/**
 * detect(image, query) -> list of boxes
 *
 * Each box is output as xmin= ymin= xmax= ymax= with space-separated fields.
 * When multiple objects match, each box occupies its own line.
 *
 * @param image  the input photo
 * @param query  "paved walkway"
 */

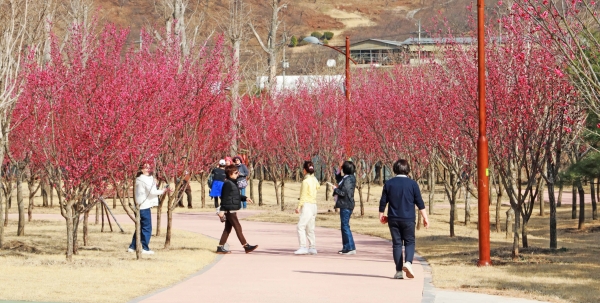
xmin=7 ymin=212 xmax=551 ymax=303
xmin=132 ymin=210 xmax=425 ymax=303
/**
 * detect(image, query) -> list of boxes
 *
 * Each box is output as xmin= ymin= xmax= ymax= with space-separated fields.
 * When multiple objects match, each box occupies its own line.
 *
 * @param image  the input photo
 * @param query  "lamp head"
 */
xmin=302 ymin=36 xmax=323 ymax=45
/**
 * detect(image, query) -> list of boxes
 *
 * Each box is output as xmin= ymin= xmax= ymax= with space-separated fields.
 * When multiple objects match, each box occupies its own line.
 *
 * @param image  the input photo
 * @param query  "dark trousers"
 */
xmin=214 ymin=197 xmax=219 ymax=208
xmin=388 ymin=220 xmax=416 ymax=271
xmin=340 ymin=208 xmax=356 ymax=251
xmin=177 ymin=181 xmax=192 ymax=207
xmin=129 ymin=208 xmax=152 ymax=251
xmin=219 ymin=212 xmax=247 ymax=246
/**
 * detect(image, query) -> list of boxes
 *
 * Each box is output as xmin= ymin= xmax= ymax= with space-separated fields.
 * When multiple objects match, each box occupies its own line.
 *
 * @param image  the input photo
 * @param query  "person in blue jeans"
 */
xmin=379 ymin=159 xmax=429 ymax=279
xmin=333 ymin=161 xmax=357 ymax=255
xmin=128 ymin=163 xmax=171 ymax=255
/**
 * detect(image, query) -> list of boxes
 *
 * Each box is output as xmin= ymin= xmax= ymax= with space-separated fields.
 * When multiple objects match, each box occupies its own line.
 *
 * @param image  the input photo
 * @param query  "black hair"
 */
xmin=303 ymin=161 xmax=315 ymax=174
xmin=393 ymin=159 xmax=411 ymax=175
xmin=341 ymin=161 xmax=355 ymax=175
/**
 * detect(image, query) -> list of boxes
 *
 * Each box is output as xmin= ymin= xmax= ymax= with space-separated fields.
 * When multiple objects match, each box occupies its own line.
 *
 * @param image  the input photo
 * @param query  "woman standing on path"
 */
xmin=233 ymin=155 xmax=250 ymax=209
xmin=216 ymin=165 xmax=258 ymax=254
xmin=294 ymin=161 xmax=321 ymax=255
xmin=128 ymin=163 xmax=171 ymax=254
xmin=333 ymin=161 xmax=357 ymax=255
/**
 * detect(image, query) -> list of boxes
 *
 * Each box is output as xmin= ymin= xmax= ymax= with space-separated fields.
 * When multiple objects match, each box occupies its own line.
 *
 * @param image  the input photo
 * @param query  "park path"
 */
xmin=132 ymin=210 xmax=425 ymax=303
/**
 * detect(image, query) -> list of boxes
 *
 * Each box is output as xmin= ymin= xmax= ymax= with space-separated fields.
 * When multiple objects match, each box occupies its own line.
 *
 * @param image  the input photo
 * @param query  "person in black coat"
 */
xmin=332 ymin=161 xmax=357 ymax=255
xmin=215 ymin=165 xmax=258 ymax=254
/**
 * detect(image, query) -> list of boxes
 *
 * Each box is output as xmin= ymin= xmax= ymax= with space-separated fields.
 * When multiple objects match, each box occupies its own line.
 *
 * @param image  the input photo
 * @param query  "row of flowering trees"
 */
xmin=237 ymin=9 xmax=583 ymax=259
xmin=3 ymin=5 xmax=589 ymax=262
xmin=8 ymin=23 xmax=232 ymax=261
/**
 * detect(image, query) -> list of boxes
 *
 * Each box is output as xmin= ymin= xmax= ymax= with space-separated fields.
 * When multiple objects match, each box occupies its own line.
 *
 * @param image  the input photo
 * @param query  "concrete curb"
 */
xmin=415 ymin=253 xmax=436 ymax=303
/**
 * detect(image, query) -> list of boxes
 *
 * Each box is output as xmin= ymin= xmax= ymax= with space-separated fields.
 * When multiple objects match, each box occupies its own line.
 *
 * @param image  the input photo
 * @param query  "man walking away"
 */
xmin=379 ymin=159 xmax=429 ymax=279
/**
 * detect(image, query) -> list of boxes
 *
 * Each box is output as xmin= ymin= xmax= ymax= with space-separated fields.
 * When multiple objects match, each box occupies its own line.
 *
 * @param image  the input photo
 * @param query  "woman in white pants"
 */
xmin=295 ymin=161 xmax=320 ymax=255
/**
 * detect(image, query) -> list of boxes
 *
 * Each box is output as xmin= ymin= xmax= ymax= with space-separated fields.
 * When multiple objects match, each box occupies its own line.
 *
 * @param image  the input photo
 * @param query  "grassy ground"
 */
xmin=0 ymin=219 xmax=217 ymax=303
xmin=242 ymin=180 xmax=600 ymax=303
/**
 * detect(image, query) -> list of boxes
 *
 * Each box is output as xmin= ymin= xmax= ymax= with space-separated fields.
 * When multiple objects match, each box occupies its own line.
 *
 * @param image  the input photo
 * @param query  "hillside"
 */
xmin=92 ymin=0 xmax=498 ymax=45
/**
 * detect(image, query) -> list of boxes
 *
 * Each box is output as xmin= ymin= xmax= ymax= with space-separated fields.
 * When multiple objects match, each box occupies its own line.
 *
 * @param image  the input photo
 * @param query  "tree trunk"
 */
xmin=280 ymin=179 xmax=285 ymax=211
xmin=95 ymin=203 xmax=99 ymax=225
xmin=512 ymin=206 xmax=520 ymax=259
xmin=428 ymin=164 xmax=434 ymax=215
xmin=101 ymin=202 xmax=105 ymax=232
xmin=113 ymin=195 xmax=116 ymax=209
xmin=156 ymin=191 xmax=165 ymax=237
xmin=591 ymin=178 xmax=597 ymax=220
xmin=417 ymin=210 xmax=422 ymax=230
xmin=522 ymin=212 xmax=529 ymax=248
xmin=83 ymin=209 xmax=90 ymax=246
xmin=0 ymin=185 xmax=4 ymax=247
xmin=557 ymin=181 xmax=563 ymax=207
xmin=378 ymin=164 xmax=383 ymax=186
xmin=505 ymin=207 xmax=514 ymax=239
xmin=4 ymin=193 xmax=8 ymax=227
xmin=578 ymin=181 xmax=585 ymax=230
xmin=16 ymin=171 xmax=25 ymax=236
xmin=27 ymin=182 xmax=34 ymax=222
xmin=538 ymin=179 xmax=545 ymax=216
xmin=357 ymin=182 xmax=364 ymax=217
xmin=495 ymin=186 xmax=502 ymax=232
xmin=73 ymin=211 xmax=80 ymax=255
xmin=41 ymin=179 xmax=49 ymax=207
xmin=249 ymin=164 xmax=255 ymax=202
xmin=449 ymin=200 xmax=456 ymax=237
xmin=258 ymin=178 xmax=264 ymax=206
xmin=200 ymin=172 xmax=206 ymax=208
xmin=65 ymin=203 xmax=74 ymax=261
xmin=548 ymin=182 xmax=557 ymax=249
xmin=164 ymin=202 xmax=174 ymax=249
xmin=134 ymin=205 xmax=142 ymax=260
xmin=572 ymin=184 xmax=577 ymax=219
xmin=464 ymin=181 xmax=470 ymax=226
xmin=273 ymin=177 xmax=281 ymax=206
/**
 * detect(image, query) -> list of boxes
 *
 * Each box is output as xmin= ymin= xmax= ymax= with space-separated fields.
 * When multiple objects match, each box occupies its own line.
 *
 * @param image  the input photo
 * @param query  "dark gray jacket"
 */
xmin=334 ymin=175 xmax=356 ymax=210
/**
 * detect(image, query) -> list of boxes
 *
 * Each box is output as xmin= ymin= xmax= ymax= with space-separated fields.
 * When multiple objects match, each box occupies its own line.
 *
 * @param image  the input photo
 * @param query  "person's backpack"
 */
xmin=207 ymin=173 xmax=214 ymax=188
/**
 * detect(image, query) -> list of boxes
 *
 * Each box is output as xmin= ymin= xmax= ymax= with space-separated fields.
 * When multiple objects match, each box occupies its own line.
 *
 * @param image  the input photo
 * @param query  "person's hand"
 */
xmin=164 ymin=186 xmax=172 ymax=193
xmin=218 ymin=214 xmax=226 ymax=223
xmin=379 ymin=213 xmax=388 ymax=224
xmin=247 ymin=198 xmax=254 ymax=204
xmin=295 ymin=208 xmax=300 ymax=214
xmin=423 ymin=216 xmax=430 ymax=229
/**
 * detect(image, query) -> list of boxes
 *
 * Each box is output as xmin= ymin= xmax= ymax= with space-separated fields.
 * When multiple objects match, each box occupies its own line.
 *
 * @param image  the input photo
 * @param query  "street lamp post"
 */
xmin=303 ymin=36 xmax=357 ymax=156
xmin=477 ymin=0 xmax=492 ymax=266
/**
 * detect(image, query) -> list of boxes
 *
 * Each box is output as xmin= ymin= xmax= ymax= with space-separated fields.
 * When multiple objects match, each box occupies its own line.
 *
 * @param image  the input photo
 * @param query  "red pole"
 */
xmin=477 ymin=0 xmax=491 ymax=266
xmin=345 ymin=36 xmax=351 ymax=157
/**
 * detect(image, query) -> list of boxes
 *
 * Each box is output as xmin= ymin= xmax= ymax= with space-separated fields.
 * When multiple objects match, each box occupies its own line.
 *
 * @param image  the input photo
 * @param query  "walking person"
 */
xmin=332 ymin=161 xmax=357 ymax=255
xmin=294 ymin=161 xmax=320 ymax=255
xmin=233 ymin=155 xmax=250 ymax=209
xmin=379 ymin=159 xmax=429 ymax=279
xmin=215 ymin=165 xmax=258 ymax=254
xmin=128 ymin=162 xmax=171 ymax=254
xmin=209 ymin=159 xmax=227 ymax=208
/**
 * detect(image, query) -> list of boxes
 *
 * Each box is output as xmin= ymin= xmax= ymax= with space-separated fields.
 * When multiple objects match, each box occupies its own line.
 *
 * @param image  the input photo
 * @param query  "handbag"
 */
xmin=237 ymin=179 xmax=248 ymax=189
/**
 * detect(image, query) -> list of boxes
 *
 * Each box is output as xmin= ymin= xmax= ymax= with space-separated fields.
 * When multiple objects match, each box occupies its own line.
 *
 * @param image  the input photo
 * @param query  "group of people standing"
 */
xmin=128 ymin=157 xmax=429 ymax=280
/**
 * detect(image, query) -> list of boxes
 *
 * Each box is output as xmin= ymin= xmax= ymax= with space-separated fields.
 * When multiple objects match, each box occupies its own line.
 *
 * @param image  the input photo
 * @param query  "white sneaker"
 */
xmin=142 ymin=250 xmax=155 ymax=255
xmin=127 ymin=248 xmax=135 ymax=253
xmin=308 ymin=248 xmax=318 ymax=255
xmin=294 ymin=247 xmax=309 ymax=255
xmin=341 ymin=250 xmax=356 ymax=255
xmin=402 ymin=262 xmax=414 ymax=278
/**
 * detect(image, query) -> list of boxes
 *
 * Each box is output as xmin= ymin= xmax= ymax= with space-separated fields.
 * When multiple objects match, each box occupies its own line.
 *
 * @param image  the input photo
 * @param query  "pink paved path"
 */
xmin=135 ymin=211 xmax=425 ymax=303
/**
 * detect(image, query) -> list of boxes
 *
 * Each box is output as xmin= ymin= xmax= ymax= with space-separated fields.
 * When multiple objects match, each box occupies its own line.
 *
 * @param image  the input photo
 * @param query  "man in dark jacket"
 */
xmin=333 ymin=161 xmax=357 ymax=255
xmin=379 ymin=159 xmax=429 ymax=279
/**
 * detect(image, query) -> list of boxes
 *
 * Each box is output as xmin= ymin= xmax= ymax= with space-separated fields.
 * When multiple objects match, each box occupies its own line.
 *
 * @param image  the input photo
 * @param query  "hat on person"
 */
xmin=219 ymin=159 xmax=226 ymax=166
xmin=233 ymin=155 xmax=243 ymax=163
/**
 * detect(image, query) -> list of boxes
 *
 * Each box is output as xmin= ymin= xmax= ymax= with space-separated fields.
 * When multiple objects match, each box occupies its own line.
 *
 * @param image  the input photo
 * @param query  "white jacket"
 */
xmin=135 ymin=174 xmax=164 ymax=210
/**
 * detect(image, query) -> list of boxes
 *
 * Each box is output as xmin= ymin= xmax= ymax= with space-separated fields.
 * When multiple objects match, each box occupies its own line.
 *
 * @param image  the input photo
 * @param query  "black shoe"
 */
xmin=244 ymin=244 xmax=258 ymax=254
xmin=339 ymin=249 xmax=356 ymax=255
xmin=216 ymin=246 xmax=230 ymax=254
xmin=338 ymin=249 xmax=345 ymax=254
xmin=187 ymin=205 xmax=193 ymax=209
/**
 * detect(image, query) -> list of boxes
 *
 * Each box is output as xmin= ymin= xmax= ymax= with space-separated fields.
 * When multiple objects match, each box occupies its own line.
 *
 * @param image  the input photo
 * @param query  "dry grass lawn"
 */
xmin=243 ymin=180 xmax=600 ymax=303
xmin=0 ymin=219 xmax=217 ymax=303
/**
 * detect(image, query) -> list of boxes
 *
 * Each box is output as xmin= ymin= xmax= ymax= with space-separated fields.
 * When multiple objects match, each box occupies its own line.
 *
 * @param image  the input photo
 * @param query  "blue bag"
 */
xmin=209 ymin=180 xmax=224 ymax=197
